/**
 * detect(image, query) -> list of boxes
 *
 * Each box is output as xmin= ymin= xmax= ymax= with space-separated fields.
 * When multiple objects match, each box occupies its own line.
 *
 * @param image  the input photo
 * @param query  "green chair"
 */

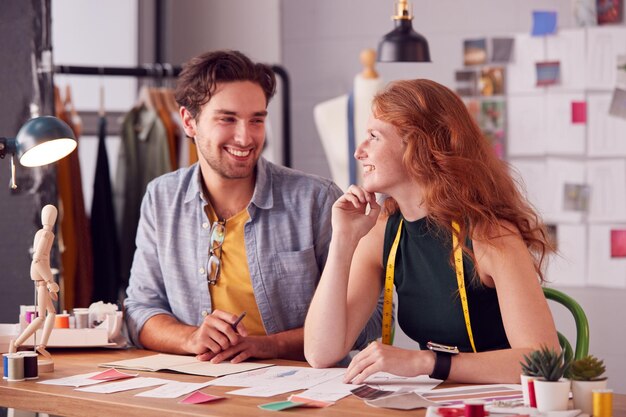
xmin=543 ymin=287 xmax=589 ymax=363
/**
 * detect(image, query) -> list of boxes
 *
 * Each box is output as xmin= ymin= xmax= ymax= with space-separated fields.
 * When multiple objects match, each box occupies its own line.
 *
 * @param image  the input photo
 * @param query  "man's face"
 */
xmin=181 ymin=81 xmax=268 ymax=180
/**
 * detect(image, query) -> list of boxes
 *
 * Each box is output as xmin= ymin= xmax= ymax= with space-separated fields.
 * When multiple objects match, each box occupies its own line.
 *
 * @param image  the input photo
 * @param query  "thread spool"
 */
xmin=2 ymin=353 xmax=9 ymax=379
xmin=54 ymin=313 xmax=70 ymax=328
xmin=73 ymin=308 xmax=89 ymax=329
xmin=593 ymin=389 xmax=613 ymax=417
xmin=25 ymin=311 xmax=37 ymax=324
xmin=6 ymin=353 xmax=25 ymax=382
xmin=464 ymin=400 xmax=485 ymax=417
xmin=20 ymin=352 xmax=39 ymax=380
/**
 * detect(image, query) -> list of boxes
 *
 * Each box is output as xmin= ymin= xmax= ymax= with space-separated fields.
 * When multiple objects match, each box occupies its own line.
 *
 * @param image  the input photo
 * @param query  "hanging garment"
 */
xmin=90 ymin=116 xmax=121 ymax=303
xmin=114 ymin=105 xmax=171 ymax=289
xmin=55 ymin=85 xmax=94 ymax=309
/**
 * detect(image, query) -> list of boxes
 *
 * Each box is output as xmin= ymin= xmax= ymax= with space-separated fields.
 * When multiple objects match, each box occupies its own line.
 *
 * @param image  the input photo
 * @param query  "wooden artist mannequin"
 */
xmin=314 ymin=49 xmax=384 ymax=191
xmin=10 ymin=204 xmax=59 ymax=372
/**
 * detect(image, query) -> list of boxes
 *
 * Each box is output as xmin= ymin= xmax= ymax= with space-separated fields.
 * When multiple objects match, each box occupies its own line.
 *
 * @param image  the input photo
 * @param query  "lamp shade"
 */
xmin=16 ymin=116 xmax=77 ymax=167
xmin=377 ymin=19 xmax=431 ymax=62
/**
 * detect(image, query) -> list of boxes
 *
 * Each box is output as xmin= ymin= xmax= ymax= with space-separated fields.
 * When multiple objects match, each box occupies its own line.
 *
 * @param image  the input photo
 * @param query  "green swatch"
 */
xmin=258 ymin=401 xmax=305 ymax=411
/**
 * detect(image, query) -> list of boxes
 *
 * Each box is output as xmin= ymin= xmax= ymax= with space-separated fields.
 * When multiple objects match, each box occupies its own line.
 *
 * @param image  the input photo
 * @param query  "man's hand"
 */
xmin=182 ymin=309 xmax=248 ymax=355
xmin=196 ymin=334 xmax=279 ymax=363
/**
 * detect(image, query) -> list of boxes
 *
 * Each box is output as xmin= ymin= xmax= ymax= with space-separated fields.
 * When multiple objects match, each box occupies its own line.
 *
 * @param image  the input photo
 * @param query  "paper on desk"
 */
xmin=419 ymin=384 xmax=523 ymax=405
xmin=211 ymin=366 xmax=344 ymax=388
xmin=89 ymin=368 xmax=137 ymax=381
xmin=363 ymin=372 xmax=441 ymax=392
xmin=228 ymin=385 xmax=303 ymax=397
xmin=100 ymin=353 xmax=273 ymax=377
xmin=76 ymin=377 xmax=170 ymax=393
xmin=38 ymin=371 xmax=108 ymax=387
xmin=179 ymin=391 xmax=224 ymax=404
xmin=366 ymin=391 xmax=439 ymax=410
xmin=135 ymin=380 xmax=214 ymax=398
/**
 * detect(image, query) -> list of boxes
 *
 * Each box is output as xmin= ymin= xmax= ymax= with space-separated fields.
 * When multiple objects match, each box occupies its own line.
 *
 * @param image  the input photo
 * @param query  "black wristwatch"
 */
xmin=427 ymin=341 xmax=459 ymax=380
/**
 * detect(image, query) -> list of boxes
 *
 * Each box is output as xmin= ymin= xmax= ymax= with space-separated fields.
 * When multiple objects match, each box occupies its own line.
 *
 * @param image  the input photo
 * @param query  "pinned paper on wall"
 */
xmin=609 ymin=88 xmax=626 ymax=119
xmin=588 ymin=225 xmax=626 ymax=288
xmin=479 ymin=67 xmax=505 ymax=96
xmin=546 ymin=224 xmax=587 ymax=287
xmin=532 ymin=11 xmax=558 ymax=36
xmin=491 ymin=38 xmax=514 ymax=63
xmin=572 ymin=101 xmax=587 ymax=123
xmin=611 ymin=230 xmax=626 ymax=258
xmin=536 ymin=61 xmax=561 ymax=86
xmin=563 ymin=183 xmax=591 ymax=211
xmin=455 ymin=70 xmax=478 ymax=96
xmin=597 ymin=0 xmax=622 ymax=24
xmin=463 ymin=38 xmax=487 ymax=66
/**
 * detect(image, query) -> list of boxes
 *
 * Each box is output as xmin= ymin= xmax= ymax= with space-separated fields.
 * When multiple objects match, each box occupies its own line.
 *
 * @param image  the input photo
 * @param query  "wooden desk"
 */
xmin=1 ymin=349 xmax=625 ymax=417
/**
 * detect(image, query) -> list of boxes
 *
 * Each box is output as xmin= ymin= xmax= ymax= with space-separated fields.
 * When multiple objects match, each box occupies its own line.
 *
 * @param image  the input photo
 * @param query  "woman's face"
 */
xmin=354 ymin=116 xmax=411 ymax=194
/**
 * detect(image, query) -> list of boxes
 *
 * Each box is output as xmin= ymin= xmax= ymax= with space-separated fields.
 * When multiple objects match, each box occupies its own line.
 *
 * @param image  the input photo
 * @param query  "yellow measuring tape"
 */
xmin=382 ymin=219 xmax=477 ymax=353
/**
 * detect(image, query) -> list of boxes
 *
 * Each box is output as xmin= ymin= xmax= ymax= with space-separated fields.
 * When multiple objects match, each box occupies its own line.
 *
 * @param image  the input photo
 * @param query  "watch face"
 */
xmin=427 ymin=341 xmax=460 ymax=355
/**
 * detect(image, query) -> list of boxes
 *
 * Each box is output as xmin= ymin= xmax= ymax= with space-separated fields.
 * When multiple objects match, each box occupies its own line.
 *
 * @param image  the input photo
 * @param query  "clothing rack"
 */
xmin=54 ymin=64 xmax=292 ymax=168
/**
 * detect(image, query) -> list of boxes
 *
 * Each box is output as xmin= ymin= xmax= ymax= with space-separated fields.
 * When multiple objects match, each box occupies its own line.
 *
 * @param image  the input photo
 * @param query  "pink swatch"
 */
xmin=572 ymin=101 xmax=587 ymax=124
xmin=179 ymin=391 xmax=225 ymax=404
xmin=89 ymin=368 xmax=137 ymax=381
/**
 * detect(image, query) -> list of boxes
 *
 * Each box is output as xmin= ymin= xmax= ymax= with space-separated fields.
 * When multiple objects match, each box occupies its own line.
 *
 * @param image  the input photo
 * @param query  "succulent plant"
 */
xmin=521 ymin=345 xmax=570 ymax=382
xmin=521 ymin=350 xmax=541 ymax=377
xmin=567 ymin=355 xmax=607 ymax=381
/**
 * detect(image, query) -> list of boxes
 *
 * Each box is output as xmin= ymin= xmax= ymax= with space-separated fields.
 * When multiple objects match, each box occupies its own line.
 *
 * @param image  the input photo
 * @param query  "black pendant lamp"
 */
xmin=377 ymin=0 xmax=431 ymax=62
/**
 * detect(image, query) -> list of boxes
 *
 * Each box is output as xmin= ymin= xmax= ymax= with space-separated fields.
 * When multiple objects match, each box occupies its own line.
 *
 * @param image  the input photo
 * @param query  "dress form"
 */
xmin=314 ymin=49 xmax=384 ymax=191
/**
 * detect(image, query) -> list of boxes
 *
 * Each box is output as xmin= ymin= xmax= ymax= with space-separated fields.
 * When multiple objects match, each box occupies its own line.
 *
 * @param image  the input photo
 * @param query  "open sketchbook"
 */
xmin=100 ymin=353 xmax=274 ymax=377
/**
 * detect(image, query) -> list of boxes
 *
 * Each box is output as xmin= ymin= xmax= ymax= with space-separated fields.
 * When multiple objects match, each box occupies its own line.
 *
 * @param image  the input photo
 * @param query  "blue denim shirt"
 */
xmin=124 ymin=157 xmax=382 ymax=350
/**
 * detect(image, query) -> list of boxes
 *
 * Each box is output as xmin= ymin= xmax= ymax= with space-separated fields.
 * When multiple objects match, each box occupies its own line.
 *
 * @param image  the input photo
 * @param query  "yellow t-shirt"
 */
xmin=205 ymin=205 xmax=266 ymax=336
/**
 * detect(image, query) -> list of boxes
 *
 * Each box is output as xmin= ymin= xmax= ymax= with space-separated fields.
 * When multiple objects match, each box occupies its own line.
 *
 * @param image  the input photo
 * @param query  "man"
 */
xmin=125 ymin=50 xmax=381 ymax=363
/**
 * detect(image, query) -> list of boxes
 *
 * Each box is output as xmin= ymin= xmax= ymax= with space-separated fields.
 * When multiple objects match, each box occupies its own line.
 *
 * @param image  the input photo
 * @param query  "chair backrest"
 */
xmin=543 ymin=287 xmax=589 ymax=363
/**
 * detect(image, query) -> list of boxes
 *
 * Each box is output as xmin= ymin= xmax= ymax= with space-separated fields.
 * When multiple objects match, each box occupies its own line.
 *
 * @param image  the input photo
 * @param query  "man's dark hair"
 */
xmin=175 ymin=50 xmax=276 ymax=119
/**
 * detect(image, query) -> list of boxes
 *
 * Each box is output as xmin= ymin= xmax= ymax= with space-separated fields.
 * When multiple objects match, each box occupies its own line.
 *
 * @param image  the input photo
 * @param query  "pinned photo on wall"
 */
xmin=479 ymin=100 xmax=506 ymax=159
xmin=597 ymin=0 xmax=622 ymax=24
xmin=546 ymin=224 xmax=558 ymax=250
xmin=480 ymin=67 xmax=505 ymax=96
xmin=617 ymin=55 xmax=626 ymax=88
xmin=573 ymin=0 xmax=598 ymax=26
xmin=464 ymin=99 xmax=481 ymax=121
xmin=536 ymin=61 xmax=561 ymax=86
xmin=563 ymin=183 xmax=591 ymax=212
xmin=455 ymin=70 xmax=478 ymax=96
xmin=463 ymin=38 xmax=487 ymax=66
xmin=610 ymin=229 xmax=626 ymax=258
xmin=609 ymin=88 xmax=626 ymax=119
xmin=491 ymin=38 xmax=514 ymax=63
xmin=531 ymin=11 xmax=558 ymax=36
xmin=572 ymin=101 xmax=587 ymax=124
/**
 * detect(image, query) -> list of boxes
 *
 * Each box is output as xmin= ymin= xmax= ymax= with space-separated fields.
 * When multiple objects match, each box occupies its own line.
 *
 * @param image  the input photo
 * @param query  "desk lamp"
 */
xmin=0 ymin=116 xmax=77 ymax=189
xmin=377 ymin=0 xmax=431 ymax=62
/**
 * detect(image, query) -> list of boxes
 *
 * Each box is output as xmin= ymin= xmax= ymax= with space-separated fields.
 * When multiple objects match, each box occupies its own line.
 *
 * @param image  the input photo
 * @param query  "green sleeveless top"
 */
xmin=383 ymin=212 xmax=510 ymax=352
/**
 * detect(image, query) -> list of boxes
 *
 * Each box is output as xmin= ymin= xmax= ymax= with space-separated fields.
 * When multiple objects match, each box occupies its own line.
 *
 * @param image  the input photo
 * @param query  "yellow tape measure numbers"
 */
xmin=381 ymin=219 xmax=477 ymax=353
xmin=382 ymin=219 xmax=403 ymax=345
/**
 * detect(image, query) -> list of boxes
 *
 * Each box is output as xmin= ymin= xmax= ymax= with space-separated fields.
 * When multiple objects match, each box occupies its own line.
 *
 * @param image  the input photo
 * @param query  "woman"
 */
xmin=304 ymin=79 xmax=560 ymax=384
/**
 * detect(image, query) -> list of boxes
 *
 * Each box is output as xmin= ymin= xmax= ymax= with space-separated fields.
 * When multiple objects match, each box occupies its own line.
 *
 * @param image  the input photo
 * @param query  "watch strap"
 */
xmin=429 ymin=351 xmax=452 ymax=380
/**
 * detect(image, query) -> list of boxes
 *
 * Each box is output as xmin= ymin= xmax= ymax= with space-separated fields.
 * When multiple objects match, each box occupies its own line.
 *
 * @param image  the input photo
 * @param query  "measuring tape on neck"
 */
xmin=381 ymin=219 xmax=477 ymax=353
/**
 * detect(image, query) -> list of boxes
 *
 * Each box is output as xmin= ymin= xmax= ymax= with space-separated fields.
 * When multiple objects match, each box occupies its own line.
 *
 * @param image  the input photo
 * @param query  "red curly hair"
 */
xmin=373 ymin=79 xmax=552 ymax=281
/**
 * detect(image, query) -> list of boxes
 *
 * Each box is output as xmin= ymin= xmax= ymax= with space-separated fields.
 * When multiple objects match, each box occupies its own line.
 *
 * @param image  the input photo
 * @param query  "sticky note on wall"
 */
xmin=572 ymin=101 xmax=587 ymax=124
xmin=532 ymin=11 xmax=557 ymax=36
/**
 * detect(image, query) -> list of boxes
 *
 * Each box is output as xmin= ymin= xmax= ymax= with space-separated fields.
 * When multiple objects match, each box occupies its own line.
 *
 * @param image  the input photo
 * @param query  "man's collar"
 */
xmin=184 ymin=158 xmax=274 ymax=210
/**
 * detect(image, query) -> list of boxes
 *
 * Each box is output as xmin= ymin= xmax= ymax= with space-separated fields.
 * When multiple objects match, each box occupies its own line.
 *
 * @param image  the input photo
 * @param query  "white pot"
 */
xmin=572 ymin=379 xmax=608 ymax=415
xmin=519 ymin=374 xmax=535 ymax=406
xmin=534 ymin=379 xmax=571 ymax=412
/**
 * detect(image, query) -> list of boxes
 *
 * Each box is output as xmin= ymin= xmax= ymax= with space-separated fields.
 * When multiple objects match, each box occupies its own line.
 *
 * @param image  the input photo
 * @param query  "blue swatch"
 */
xmin=532 ymin=11 xmax=557 ymax=36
